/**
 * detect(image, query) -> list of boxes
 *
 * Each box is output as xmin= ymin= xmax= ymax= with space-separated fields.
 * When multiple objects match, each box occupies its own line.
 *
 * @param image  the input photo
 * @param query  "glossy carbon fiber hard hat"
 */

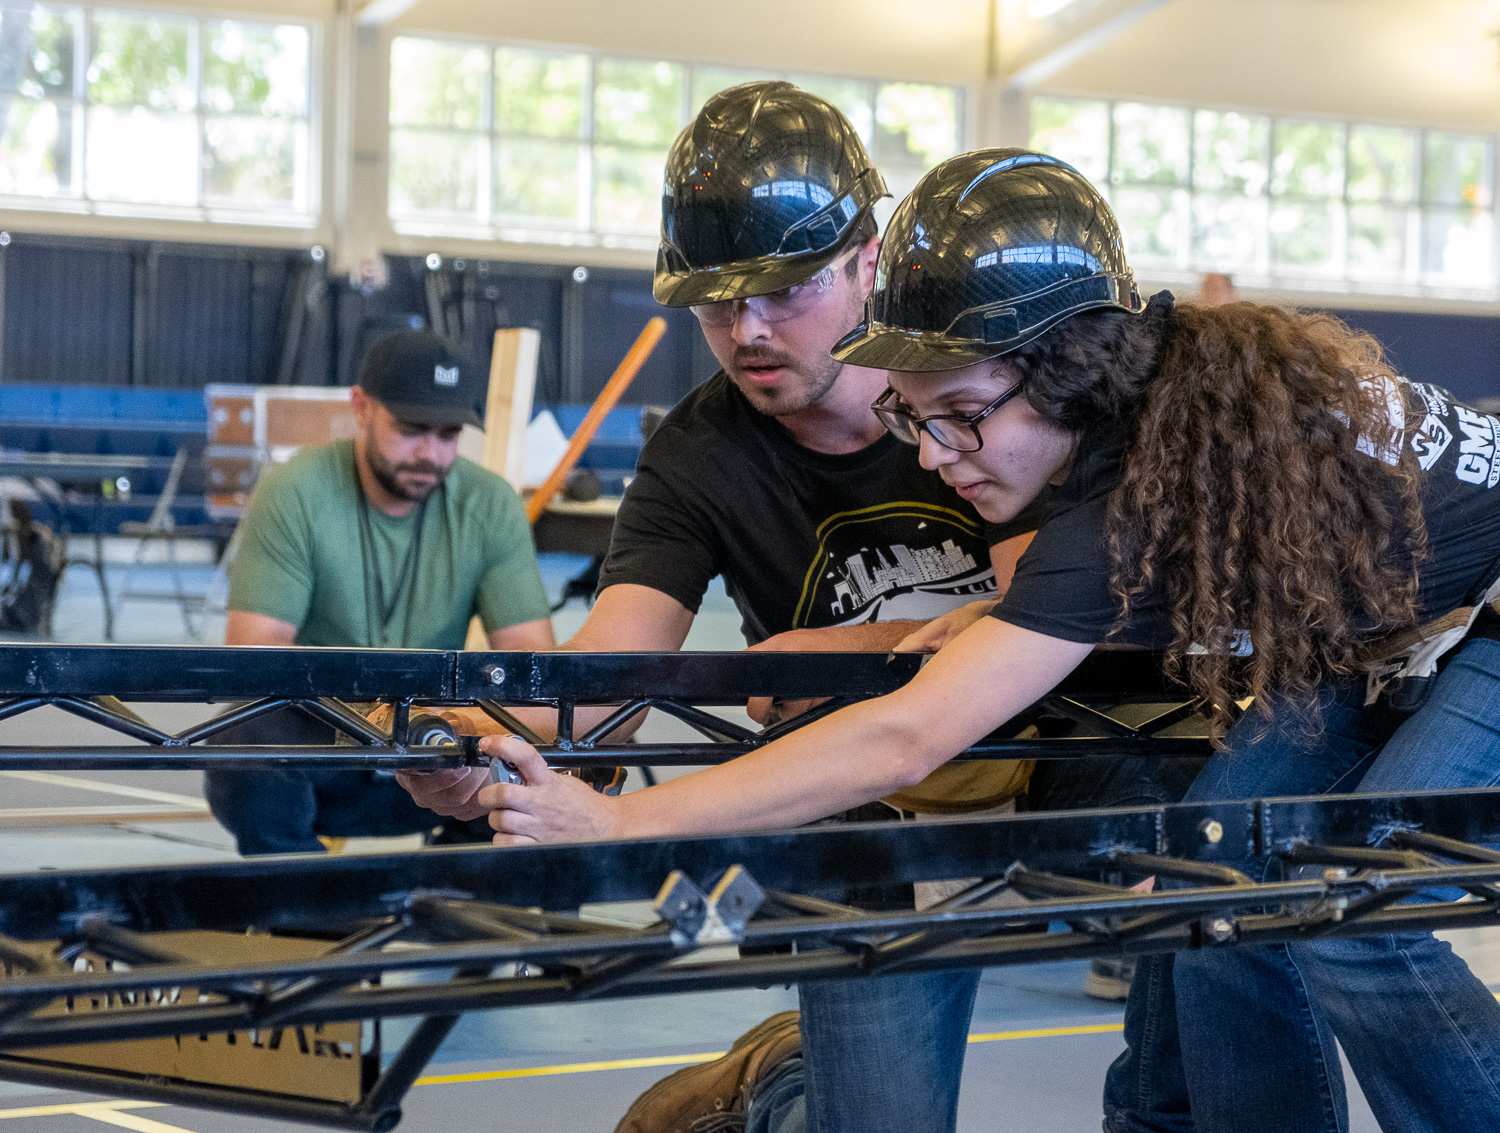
xmin=832 ymin=149 xmax=1138 ymax=372
xmin=654 ymin=81 xmax=888 ymax=307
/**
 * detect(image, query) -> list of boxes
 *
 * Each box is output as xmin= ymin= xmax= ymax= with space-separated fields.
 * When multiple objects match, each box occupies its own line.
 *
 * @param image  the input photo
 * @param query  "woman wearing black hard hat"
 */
xmin=481 ymin=149 xmax=1500 ymax=1132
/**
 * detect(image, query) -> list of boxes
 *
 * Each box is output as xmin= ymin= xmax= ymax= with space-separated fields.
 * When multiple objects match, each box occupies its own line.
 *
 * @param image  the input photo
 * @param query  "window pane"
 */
xmin=88 ymin=11 xmax=191 ymax=111
xmin=1193 ymin=110 xmax=1267 ymax=195
xmin=1029 ymin=96 xmax=1107 ymax=183
xmin=1113 ymin=186 xmax=1184 ymax=261
xmin=1113 ymin=103 xmax=1189 ymax=186
xmin=1424 ymin=132 xmax=1493 ymax=208
xmin=692 ymin=67 xmax=770 ymax=113
xmin=203 ymin=115 xmax=303 ymax=206
xmin=389 ymin=37 xmax=485 ymax=129
xmin=1270 ymin=200 xmax=1340 ymax=272
xmin=1191 ymin=193 xmax=1264 ymax=270
xmin=1423 ymin=208 xmax=1493 ymax=287
xmin=874 ymin=83 xmax=958 ymax=169
xmin=85 ymin=105 xmax=194 ymax=203
xmin=1347 ymin=203 xmax=1409 ymax=279
xmin=388 ymin=128 xmax=480 ymax=215
xmin=495 ymin=136 xmax=580 ymax=222
xmin=496 ymin=48 xmax=585 ymax=139
xmin=1271 ymin=120 xmax=1344 ymax=198
xmin=595 ymin=59 xmax=683 ymax=147
xmin=0 ymin=96 xmax=73 ymax=195
xmin=203 ymin=21 xmax=308 ymax=117
xmin=790 ymin=75 xmax=872 ymax=142
xmin=1347 ymin=125 xmax=1416 ymax=203
xmin=5 ymin=5 xmax=76 ymax=98
xmin=594 ymin=144 xmax=664 ymax=231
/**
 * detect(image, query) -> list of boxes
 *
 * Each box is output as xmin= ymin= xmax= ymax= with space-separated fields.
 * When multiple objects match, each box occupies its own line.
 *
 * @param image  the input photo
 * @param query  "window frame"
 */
xmin=1030 ymin=91 xmax=1499 ymax=301
xmin=0 ymin=0 xmax=320 ymax=227
xmin=385 ymin=34 xmax=964 ymax=249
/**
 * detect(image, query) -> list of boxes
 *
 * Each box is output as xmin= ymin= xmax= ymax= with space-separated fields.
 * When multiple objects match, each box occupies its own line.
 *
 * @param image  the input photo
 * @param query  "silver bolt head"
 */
xmin=1201 ymin=819 xmax=1224 ymax=844
xmin=486 ymin=665 xmax=505 ymax=686
xmin=1209 ymin=917 xmax=1235 ymax=942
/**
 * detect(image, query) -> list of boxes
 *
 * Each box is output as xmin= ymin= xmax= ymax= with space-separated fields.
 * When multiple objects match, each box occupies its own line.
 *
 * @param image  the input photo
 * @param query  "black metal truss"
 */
xmin=2 ymin=790 xmax=1500 ymax=1129
xmin=0 ymin=644 xmax=1212 ymax=770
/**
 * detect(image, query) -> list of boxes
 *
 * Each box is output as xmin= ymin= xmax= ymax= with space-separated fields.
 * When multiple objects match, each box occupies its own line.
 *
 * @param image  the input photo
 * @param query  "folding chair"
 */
xmin=111 ymin=448 xmax=211 ymax=638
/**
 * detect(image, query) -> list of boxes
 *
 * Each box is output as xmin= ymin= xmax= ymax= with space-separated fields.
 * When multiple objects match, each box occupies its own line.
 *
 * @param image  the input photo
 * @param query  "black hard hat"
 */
xmin=654 ymin=81 xmax=888 ymax=307
xmin=358 ymin=331 xmax=485 ymax=428
xmin=833 ymin=149 xmax=1138 ymax=372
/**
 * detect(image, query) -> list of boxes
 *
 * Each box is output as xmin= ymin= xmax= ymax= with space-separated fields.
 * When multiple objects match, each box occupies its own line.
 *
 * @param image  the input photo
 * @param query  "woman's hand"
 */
xmin=475 ymin=734 xmax=624 ymax=845
xmin=395 ymin=765 xmax=491 ymax=821
xmin=892 ymin=600 xmax=998 ymax=654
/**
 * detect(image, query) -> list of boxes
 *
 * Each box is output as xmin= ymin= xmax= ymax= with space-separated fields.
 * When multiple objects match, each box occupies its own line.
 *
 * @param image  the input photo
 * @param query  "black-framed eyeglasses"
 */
xmin=870 ymin=384 xmax=1023 ymax=453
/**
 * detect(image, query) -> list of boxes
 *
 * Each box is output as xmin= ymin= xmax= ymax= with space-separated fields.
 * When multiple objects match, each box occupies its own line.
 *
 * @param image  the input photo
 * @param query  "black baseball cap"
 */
xmin=357 ymin=331 xmax=485 ymax=428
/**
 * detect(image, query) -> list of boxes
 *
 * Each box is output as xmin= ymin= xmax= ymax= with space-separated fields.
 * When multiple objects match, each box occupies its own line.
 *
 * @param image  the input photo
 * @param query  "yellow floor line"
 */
xmin=415 ymin=1022 xmax=1126 ymax=1087
xmin=418 ymin=1052 xmax=724 ymax=1085
xmin=968 ymin=1022 xmax=1124 ymax=1043
xmin=0 ymin=1101 xmax=163 ymax=1120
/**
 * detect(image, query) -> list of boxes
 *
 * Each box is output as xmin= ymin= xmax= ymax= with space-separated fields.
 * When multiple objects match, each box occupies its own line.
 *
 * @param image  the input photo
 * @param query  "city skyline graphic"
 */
xmin=830 ymin=538 xmax=981 ymax=616
xmin=793 ymin=503 xmax=998 ymax=628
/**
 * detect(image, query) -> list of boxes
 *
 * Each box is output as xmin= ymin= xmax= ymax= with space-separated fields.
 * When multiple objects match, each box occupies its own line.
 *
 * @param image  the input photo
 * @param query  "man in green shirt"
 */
xmin=206 ymin=331 xmax=553 ymax=855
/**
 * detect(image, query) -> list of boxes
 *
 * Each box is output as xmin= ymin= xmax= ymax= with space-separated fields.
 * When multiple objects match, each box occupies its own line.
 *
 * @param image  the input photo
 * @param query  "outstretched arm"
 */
xmin=746 ymin=531 xmax=1037 ymax=723
xmin=479 ymin=616 xmax=1092 ymax=843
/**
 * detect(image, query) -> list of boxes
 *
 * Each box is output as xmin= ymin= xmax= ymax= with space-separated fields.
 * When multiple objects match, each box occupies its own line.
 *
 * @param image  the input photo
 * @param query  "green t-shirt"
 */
xmin=228 ymin=440 xmax=549 ymax=649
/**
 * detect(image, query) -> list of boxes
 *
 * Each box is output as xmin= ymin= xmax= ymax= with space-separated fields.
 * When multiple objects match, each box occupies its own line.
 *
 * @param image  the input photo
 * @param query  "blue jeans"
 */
xmin=202 ymin=706 xmax=457 ymax=855
xmin=1167 ymin=637 xmax=1500 ymax=1133
xmin=750 ymin=752 xmax=1203 ymax=1133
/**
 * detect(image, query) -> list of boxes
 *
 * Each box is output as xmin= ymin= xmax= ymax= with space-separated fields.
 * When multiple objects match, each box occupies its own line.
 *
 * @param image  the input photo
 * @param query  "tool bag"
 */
xmin=1361 ymin=571 xmax=1500 ymax=710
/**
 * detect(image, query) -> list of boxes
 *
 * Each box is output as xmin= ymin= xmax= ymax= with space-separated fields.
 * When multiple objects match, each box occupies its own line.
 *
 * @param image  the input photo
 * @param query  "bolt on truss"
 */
xmin=0 ymin=644 xmax=1213 ymax=770
xmin=0 ymin=790 xmax=1499 ymax=1128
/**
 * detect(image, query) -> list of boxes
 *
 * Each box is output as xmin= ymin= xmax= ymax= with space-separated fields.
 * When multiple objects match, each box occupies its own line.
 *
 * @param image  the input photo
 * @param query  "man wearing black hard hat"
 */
xmin=401 ymin=94 xmax=1193 ymax=1133
xmin=204 ymin=330 xmax=553 ymax=856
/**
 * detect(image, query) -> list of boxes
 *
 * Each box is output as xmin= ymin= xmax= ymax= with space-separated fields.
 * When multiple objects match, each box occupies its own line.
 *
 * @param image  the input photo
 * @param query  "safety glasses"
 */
xmin=870 ymin=383 xmax=1023 ymax=453
xmin=690 ymin=248 xmax=860 ymax=329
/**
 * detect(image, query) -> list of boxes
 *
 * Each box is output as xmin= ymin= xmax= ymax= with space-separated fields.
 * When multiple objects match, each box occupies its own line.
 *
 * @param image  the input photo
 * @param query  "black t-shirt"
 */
xmin=599 ymin=372 xmax=1041 ymax=645
xmin=994 ymin=377 xmax=1500 ymax=647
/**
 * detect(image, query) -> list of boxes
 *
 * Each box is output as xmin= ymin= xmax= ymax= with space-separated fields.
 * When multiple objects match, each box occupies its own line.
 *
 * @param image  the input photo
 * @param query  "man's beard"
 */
xmin=365 ymin=441 xmax=451 ymax=502
xmin=728 ymin=345 xmax=843 ymax=417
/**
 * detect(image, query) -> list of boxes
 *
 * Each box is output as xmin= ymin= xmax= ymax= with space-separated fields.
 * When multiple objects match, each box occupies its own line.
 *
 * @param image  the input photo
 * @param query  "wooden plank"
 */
xmin=464 ymin=328 xmax=540 ymax=650
xmin=482 ymin=327 xmax=539 ymax=491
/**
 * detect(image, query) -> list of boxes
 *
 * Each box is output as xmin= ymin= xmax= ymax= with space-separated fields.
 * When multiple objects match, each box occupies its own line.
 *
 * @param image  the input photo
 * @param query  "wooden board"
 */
xmin=464 ymin=328 xmax=541 ymax=650
xmin=257 ymin=388 xmax=357 ymax=456
xmin=205 ymin=386 xmax=256 ymax=446
xmin=205 ymin=446 xmax=258 ymax=518
xmin=481 ymin=327 xmax=539 ymax=491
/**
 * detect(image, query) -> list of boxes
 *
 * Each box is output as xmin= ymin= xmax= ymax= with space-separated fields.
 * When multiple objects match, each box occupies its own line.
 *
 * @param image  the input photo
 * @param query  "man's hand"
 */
xmin=892 ymin=600 xmax=999 ymax=654
xmin=395 ymin=765 xmax=491 ymax=821
xmin=745 ymin=629 xmax=837 ymax=727
xmin=367 ymin=702 xmax=507 ymax=738
xmin=474 ymin=735 xmax=622 ymax=845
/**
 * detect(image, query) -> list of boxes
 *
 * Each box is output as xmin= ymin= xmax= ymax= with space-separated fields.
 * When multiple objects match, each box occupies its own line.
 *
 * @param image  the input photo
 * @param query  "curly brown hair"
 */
xmin=1006 ymin=296 xmax=1428 ymax=729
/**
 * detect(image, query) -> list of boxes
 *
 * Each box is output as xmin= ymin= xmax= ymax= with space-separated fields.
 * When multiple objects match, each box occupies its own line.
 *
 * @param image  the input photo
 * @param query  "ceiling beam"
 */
xmin=1005 ymin=0 xmax=1178 ymax=89
xmin=357 ymin=0 xmax=421 ymax=27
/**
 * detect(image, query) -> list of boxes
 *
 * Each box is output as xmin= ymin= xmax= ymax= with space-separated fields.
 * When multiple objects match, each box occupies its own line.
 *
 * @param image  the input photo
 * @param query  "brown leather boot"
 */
xmin=613 ymin=1010 xmax=802 ymax=1133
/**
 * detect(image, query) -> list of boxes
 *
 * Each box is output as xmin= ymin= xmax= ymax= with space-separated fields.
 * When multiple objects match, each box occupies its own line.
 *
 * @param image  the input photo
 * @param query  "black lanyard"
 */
xmin=355 ymin=460 xmax=429 ymax=649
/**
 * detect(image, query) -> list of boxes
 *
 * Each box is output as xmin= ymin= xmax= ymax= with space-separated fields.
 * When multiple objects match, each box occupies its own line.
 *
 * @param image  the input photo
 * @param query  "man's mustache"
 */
xmin=394 ymin=461 xmax=445 ymax=477
xmin=732 ymin=347 xmax=796 ymax=369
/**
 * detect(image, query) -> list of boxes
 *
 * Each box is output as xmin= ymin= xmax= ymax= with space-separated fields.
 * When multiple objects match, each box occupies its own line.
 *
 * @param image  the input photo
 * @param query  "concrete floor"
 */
xmin=0 ymin=550 xmax=1485 ymax=1131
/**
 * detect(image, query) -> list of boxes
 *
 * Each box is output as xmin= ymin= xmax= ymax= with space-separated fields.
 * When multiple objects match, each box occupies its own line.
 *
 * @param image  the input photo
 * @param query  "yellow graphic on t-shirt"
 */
xmin=792 ymin=501 xmax=996 ymax=628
